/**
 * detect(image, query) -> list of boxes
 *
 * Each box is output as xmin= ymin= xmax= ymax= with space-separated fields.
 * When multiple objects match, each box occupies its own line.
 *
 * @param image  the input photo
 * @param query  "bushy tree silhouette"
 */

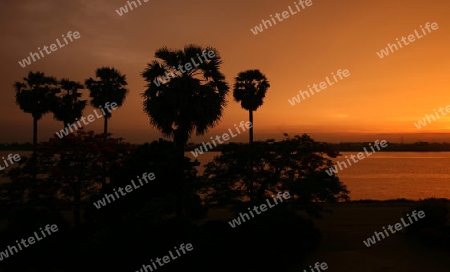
xmin=85 ymin=67 xmax=128 ymax=136
xmin=141 ymin=44 xmax=229 ymax=217
xmin=13 ymin=71 xmax=58 ymax=147
xmin=51 ymin=79 xmax=86 ymax=126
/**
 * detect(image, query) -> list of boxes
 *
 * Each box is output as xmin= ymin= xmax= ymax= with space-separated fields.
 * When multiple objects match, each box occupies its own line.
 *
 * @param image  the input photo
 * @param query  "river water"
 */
xmin=186 ymin=151 xmax=450 ymax=200
xmin=2 ymin=151 xmax=450 ymax=200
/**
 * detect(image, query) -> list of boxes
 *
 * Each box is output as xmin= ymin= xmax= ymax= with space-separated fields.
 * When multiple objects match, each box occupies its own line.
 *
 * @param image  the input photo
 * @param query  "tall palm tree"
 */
xmin=141 ymin=44 xmax=229 ymax=217
xmin=85 ymin=67 xmax=128 ymax=136
xmin=233 ymin=69 xmax=270 ymax=200
xmin=49 ymin=79 xmax=87 ymax=224
xmin=51 ymin=79 xmax=87 ymax=127
xmin=85 ymin=67 xmax=128 ymax=194
xmin=14 ymin=71 xmax=58 ymax=147
xmin=233 ymin=69 xmax=270 ymax=143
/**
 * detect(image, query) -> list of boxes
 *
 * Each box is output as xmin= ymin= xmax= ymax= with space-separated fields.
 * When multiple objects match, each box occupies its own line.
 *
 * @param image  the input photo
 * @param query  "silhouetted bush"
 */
xmin=195 ymin=207 xmax=321 ymax=272
xmin=0 ymin=205 xmax=71 ymax=271
xmin=406 ymin=198 xmax=450 ymax=248
xmin=72 ymin=217 xmax=201 ymax=271
xmin=407 ymin=198 xmax=449 ymax=231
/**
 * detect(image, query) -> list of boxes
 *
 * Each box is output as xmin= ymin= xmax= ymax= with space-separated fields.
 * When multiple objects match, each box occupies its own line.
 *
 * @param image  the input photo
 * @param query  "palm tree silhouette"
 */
xmin=13 ymin=71 xmax=58 ymax=147
xmin=85 ymin=67 xmax=128 ymax=136
xmin=49 ymin=79 xmax=87 ymax=221
xmin=51 ymin=79 xmax=87 ymax=127
xmin=233 ymin=69 xmax=270 ymax=143
xmin=85 ymin=67 xmax=128 ymax=194
xmin=233 ymin=69 xmax=270 ymax=199
xmin=141 ymin=44 xmax=229 ymax=216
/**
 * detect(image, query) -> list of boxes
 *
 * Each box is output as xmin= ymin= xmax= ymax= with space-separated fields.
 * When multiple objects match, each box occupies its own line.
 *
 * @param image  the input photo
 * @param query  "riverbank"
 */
xmin=1 ymin=200 xmax=449 ymax=271
xmin=198 ymin=200 xmax=450 ymax=271
xmin=288 ymin=202 xmax=450 ymax=272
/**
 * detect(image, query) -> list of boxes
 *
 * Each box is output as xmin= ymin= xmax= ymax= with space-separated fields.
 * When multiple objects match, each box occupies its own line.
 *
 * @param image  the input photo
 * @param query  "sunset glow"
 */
xmin=1 ymin=0 xmax=449 ymax=144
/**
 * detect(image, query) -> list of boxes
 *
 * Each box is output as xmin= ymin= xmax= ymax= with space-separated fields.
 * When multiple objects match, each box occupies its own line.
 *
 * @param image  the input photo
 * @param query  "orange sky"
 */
xmin=1 ymin=0 xmax=450 ymax=144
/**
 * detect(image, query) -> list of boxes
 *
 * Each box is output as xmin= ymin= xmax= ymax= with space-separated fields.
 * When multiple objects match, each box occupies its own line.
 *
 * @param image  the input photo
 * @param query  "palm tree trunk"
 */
xmin=74 ymin=182 xmax=81 ymax=227
xmin=101 ymin=116 xmax=108 ymax=194
xmin=32 ymin=116 xmax=38 ymax=181
xmin=174 ymin=129 xmax=187 ymax=218
xmin=33 ymin=116 xmax=38 ymax=149
xmin=249 ymin=110 xmax=253 ymax=143
xmin=176 ymin=141 xmax=185 ymax=218
xmin=104 ymin=116 xmax=108 ymax=136
xmin=249 ymin=110 xmax=253 ymax=201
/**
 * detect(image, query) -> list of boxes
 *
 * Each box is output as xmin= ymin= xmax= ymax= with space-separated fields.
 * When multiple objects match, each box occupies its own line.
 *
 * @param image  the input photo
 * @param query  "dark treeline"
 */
xmin=0 ymin=142 xmax=33 ymax=150
xmin=0 ymin=133 xmax=349 ymax=271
